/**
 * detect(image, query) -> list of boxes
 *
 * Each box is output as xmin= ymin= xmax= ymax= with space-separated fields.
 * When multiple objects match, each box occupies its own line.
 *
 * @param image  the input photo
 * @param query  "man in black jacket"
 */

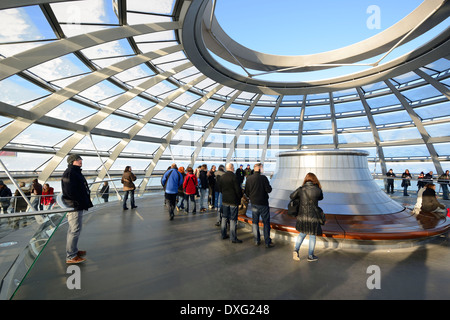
xmin=244 ymin=163 xmax=274 ymax=248
xmin=62 ymin=154 xmax=93 ymax=264
xmin=219 ymin=163 xmax=243 ymax=243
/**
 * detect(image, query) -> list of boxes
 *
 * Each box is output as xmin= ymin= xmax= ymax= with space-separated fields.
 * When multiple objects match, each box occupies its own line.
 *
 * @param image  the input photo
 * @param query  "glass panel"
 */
xmin=338 ymin=131 xmax=374 ymax=144
xmin=424 ymin=123 xmax=450 ymax=137
xmin=214 ymin=119 xmax=240 ymax=130
xmin=237 ymin=135 xmax=266 ymax=145
xmin=154 ymin=106 xmax=184 ymax=122
xmin=140 ymin=123 xmax=171 ymax=138
xmin=51 ymin=0 xmax=118 ymax=24
xmin=372 ymin=110 xmax=411 ymax=125
xmin=276 ymin=107 xmax=301 ymax=118
xmin=272 ymin=121 xmax=299 ymax=131
xmin=336 ymin=116 xmax=370 ymax=128
xmin=126 ymin=0 xmax=175 ymax=14
xmin=378 ymin=127 xmax=422 ymax=141
xmin=206 ymin=133 xmax=234 ymax=144
xmin=334 ymin=100 xmax=364 ymax=114
xmin=122 ymin=140 xmax=160 ymax=155
xmin=414 ymin=101 xmax=450 ymax=120
xmin=302 ymin=134 xmax=334 ymax=145
xmin=383 ymin=144 xmax=430 ymax=158
xmin=400 ymin=84 xmax=442 ymax=102
xmin=366 ymin=94 xmax=400 ymax=109
xmin=118 ymin=96 xmax=156 ymax=116
xmin=0 ymin=76 xmax=50 ymax=108
xmin=10 ymin=124 xmax=72 ymax=148
xmin=0 ymin=6 xmax=56 ymax=44
xmin=302 ymin=119 xmax=332 ymax=131
xmin=434 ymin=142 xmax=450 ymax=156
xmin=96 ymin=114 xmax=135 ymax=133
xmin=269 ymin=135 xmax=297 ymax=145
xmin=172 ymin=129 xmax=203 ymax=142
xmin=243 ymin=121 xmax=269 ymax=131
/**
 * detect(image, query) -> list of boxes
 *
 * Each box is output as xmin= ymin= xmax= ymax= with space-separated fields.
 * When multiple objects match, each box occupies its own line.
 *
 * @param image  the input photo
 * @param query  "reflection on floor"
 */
xmin=12 ymin=192 xmax=450 ymax=300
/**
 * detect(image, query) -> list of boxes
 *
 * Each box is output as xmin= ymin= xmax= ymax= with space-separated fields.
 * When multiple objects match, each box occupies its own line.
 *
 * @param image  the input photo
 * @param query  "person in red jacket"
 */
xmin=183 ymin=167 xmax=198 ymax=214
xmin=41 ymin=183 xmax=55 ymax=210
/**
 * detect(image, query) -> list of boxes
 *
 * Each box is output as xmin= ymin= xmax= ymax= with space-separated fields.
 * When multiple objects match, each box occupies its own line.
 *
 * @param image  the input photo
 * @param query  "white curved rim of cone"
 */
xmin=276 ymin=149 xmax=370 ymax=158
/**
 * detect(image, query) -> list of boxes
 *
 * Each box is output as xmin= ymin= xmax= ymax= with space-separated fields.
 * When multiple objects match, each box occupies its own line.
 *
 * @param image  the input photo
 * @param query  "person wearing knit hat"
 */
xmin=61 ymin=153 xmax=92 ymax=264
xmin=67 ymin=154 xmax=82 ymax=164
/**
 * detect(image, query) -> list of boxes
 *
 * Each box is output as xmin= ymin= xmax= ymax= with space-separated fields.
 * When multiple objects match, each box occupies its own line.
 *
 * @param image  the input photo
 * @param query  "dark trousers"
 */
xmin=165 ymin=193 xmax=177 ymax=219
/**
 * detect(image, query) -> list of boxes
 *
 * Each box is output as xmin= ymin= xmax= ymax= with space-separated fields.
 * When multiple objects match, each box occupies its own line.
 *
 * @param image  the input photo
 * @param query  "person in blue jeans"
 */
xmin=290 ymin=172 xmax=324 ymax=262
xmin=61 ymin=154 xmax=93 ymax=264
xmin=244 ymin=163 xmax=274 ymax=248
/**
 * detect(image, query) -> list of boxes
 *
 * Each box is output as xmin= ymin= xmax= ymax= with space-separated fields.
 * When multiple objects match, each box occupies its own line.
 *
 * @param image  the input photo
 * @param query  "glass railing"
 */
xmin=0 ymin=194 xmax=72 ymax=300
xmin=0 ymin=177 xmax=165 ymax=300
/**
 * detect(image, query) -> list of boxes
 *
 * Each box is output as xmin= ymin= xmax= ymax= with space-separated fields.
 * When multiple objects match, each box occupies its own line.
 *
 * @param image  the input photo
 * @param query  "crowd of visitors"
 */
xmin=0 ymin=178 xmax=55 ymax=214
xmin=160 ymin=162 xmax=276 ymax=247
xmin=386 ymin=168 xmax=450 ymax=200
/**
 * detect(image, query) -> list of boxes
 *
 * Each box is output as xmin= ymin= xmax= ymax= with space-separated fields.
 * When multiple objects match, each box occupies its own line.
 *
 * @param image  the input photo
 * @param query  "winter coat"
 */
xmin=290 ymin=182 xmax=324 ymax=235
xmin=219 ymin=171 xmax=242 ymax=206
xmin=421 ymin=188 xmax=445 ymax=212
xmin=161 ymin=168 xmax=183 ymax=194
xmin=41 ymin=187 xmax=55 ymax=206
xmin=183 ymin=173 xmax=198 ymax=195
xmin=0 ymin=186 xmax=12 ymax=207
xmin=14 ymin=187 xmax=31 ymax=212
xmin=244 ymin=171 xmax=272 ymax=206
xmin=121 ymin=171 xmax=137 ymax=191
xmin=401 ymin=172 xmax=412 ymax=187
xmin=198 ymin=170 xmax=208 ymax=190
xmin=61 ymin=164 xmax=93 ymax=211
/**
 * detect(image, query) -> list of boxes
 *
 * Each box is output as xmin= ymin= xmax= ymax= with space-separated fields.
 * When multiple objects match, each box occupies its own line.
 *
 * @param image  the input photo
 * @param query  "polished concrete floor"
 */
xmin=12 ymin=192 xmax=450 ymax=300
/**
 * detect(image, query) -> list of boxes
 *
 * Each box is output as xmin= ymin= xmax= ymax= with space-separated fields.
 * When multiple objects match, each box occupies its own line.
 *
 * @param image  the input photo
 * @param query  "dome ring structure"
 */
xmin=182 ymin=0 xmax=450 ymax=94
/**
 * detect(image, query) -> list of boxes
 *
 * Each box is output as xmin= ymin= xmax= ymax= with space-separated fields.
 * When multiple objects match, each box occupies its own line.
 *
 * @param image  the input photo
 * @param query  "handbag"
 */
xmin=287 ymin=198 xmax=299 ymax=217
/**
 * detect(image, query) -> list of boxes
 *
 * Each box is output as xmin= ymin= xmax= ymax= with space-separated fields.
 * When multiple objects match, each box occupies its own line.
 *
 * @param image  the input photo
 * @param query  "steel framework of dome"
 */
xmin=0 ymin=0 xmax=449 ymax=193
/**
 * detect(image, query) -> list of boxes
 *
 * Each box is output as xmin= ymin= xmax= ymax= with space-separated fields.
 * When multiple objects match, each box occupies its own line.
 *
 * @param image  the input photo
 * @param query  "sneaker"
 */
xmin=66 ymin=256 xmax=86 ymax=264
xmin=293 ymin=251 xmax=300 ymax=261
xmin=307 ymin=255 xmax=318 ymax=262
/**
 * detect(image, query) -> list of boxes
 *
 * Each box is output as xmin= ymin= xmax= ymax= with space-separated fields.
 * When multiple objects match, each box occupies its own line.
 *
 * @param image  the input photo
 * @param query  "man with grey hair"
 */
xmin=218 ymin=163 xmax=243 ymax=243
xmin=61 ymin=154 xmax=93 ymax=264
xmin=244 ymin=163 xmax=274 ymax=248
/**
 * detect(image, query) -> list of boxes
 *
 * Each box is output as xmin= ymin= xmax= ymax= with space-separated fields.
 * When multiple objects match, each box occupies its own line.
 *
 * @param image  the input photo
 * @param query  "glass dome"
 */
xmin=0 ymin=0 xmax=449 ymax=193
